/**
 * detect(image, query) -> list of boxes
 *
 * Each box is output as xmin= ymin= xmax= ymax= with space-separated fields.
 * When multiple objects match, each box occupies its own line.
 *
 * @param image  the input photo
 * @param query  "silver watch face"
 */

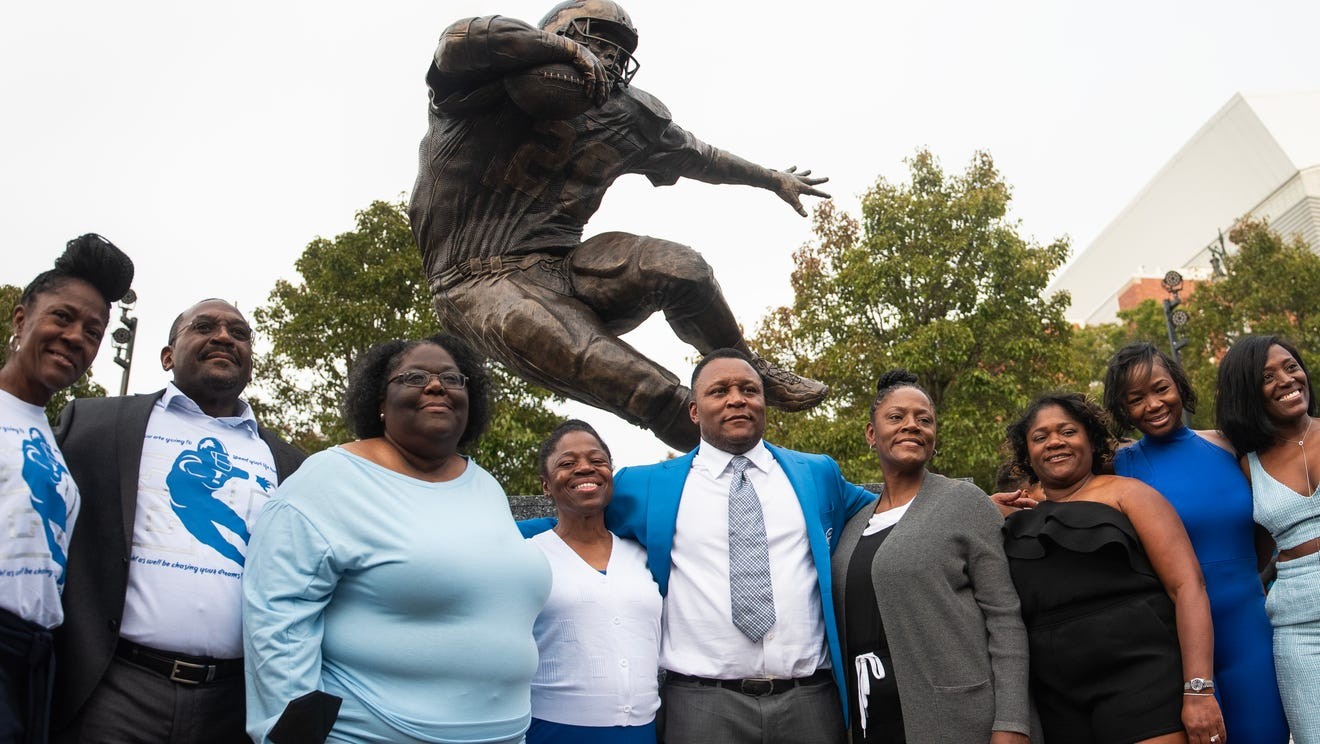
xmin=1188 ymin=678 xmax=1208 ymax=691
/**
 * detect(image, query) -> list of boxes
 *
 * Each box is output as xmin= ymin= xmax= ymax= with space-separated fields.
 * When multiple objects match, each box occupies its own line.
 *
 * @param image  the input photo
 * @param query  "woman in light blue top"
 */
xmin=1217 ymin=334 xmax=1320 ymax=743
xmin=243 ymin=334 xmax=550 ymax=744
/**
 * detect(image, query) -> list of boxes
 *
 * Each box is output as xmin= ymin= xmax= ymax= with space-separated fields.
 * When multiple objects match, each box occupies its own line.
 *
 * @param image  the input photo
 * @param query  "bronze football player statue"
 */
xmin=410 ymin=0 xmax=831 ymax=451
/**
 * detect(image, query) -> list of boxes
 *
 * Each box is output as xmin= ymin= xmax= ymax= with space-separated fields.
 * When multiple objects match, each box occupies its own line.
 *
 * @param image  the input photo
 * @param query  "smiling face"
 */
xmin=1122 ymin=359 xmax=1184 ymax=438
xmin=1025 ymin=404 xmax=1095 ymax=488
xmin=162 ymin=300 xmax=254 ymax=411
xmin=1261 ymin=343 xmax=1310 ymax=425
xmin=4 ymin=278 xmax=109 ymax=405
xmin=380 ymin=343 xmax=469 ymax=454
xmin=867 ymin=385 xmax=936 ymax=474
xmin=690 ymin=357 xmax=766 ymax=455
xmin=542 ymin=429 xmax=614 ymax=517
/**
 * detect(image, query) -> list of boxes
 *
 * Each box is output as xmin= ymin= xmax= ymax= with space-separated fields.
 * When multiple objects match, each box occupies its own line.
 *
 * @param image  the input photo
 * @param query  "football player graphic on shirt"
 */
xmin=21 ymin=427 xmax=72 ymax=586
xmin=165 ymin=436 xmax=273 ymax=567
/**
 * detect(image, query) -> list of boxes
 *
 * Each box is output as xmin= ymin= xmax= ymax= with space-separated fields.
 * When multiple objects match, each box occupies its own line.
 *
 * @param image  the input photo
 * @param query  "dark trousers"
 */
xmin=660 ymin=675 xmax=846 ymax=744
xmin=52 ymin=656 xmax=248 ymax=744
xmin=0 ymin=608 xmax=54 ymax=744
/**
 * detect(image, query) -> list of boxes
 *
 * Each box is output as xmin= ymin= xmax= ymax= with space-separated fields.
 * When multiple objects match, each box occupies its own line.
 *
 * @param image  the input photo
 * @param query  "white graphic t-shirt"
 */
xmin=0 ymin=389 xmax=80 ymax=629
xmin=119 ymin=384 xmax=277 ymax=657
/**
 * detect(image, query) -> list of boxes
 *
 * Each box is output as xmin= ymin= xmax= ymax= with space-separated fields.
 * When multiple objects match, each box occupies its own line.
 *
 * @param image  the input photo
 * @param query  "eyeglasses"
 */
xmin=388 ymin=369 xmax=468 ymax=390
xmin=175 ymin=318 xmax=253 ymax=343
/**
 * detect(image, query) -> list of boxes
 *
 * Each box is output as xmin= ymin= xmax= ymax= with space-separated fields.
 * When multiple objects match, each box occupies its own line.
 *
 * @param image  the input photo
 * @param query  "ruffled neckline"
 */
xmin=1003 ymin=500 xmax=1156 ymax=578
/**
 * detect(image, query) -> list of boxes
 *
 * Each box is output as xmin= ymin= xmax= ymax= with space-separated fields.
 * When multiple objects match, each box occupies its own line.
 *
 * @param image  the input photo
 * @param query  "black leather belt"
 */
xmin=666 ymin=669 xmax=832 ymax=697
xmin=115 ymin=639 xmax=242 ymax=685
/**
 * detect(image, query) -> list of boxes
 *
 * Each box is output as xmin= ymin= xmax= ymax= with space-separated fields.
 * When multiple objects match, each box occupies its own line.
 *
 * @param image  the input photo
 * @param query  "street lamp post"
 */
xmin=112 ymin=289 xmax=138 ymax=396
xmin=1160 ymin=271 xmax=1192 ymax=427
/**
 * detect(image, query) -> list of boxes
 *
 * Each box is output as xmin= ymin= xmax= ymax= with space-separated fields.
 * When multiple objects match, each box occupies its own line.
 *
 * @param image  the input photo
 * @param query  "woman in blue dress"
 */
xmin=1217 ymin=335 xmax=1320 ymax=742
xmin=1104 ymin=342 xmax=1288 ymax=743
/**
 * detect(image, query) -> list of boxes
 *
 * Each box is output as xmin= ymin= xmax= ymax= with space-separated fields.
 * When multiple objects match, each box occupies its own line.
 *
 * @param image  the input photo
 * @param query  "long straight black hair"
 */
xmin=1216 ymin=334 xmax=1317 ymax=455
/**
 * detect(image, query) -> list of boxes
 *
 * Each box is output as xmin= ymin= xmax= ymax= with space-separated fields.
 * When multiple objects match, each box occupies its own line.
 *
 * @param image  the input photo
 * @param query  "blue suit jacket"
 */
xmin=524 ymin=442 xmax=872 ymax=720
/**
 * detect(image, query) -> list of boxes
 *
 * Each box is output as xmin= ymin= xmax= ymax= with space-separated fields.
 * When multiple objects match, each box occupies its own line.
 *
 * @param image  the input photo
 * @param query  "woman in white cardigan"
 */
xmin=525 ymin=420 xmax=662 ymax=744
xmin=830 ymin=370 xmax=1033 ymax=743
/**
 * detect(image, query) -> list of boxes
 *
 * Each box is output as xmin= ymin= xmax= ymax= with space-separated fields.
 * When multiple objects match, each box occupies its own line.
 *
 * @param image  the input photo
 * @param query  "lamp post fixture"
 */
xmin=1160 ymin=271 xmax=1192 ymax=427
xmin=112 ymin=289 xmax=138 ymax=396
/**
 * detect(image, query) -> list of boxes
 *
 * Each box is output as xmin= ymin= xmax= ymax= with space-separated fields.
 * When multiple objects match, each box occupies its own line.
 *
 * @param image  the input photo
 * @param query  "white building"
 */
xmin=1050 ymin=91 xmax=1320 ymax=325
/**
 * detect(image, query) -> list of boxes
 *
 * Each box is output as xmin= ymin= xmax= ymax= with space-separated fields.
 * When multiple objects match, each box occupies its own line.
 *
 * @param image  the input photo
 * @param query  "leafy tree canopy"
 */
xmin=0 ymin=283 xmax=109 ymax=422
xmin=1070 ymin=219 xmax=1320 ymax=433
xmin=753 ymin=150 xmax=1073 ymax=489
xmin=250 ymin=200 xmax=562 ymax=494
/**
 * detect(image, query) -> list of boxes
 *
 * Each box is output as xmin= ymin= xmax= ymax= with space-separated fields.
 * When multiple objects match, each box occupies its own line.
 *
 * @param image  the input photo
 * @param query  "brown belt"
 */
xmin=1279 ymin=536 xmax=1320 ymax=562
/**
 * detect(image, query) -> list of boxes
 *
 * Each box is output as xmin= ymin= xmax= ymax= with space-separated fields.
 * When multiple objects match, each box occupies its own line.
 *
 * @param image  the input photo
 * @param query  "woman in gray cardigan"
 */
xmin=831 ymin=370 xmax=1032 ymax=743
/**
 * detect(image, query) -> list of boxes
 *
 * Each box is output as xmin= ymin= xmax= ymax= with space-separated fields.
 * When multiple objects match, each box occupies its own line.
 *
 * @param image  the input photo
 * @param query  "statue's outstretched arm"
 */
xmin=431 ymin=15 xmax=609 ymax=104
xmin=690 ymin=148 xmax=831 ymax=217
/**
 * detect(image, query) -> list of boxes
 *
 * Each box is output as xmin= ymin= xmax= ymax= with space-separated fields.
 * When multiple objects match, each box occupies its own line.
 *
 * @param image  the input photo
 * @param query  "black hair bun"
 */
xmin=55 ymin=233 xmax=135 ymax=303
xmin=875 ymin=368 xmax=918 ymax=393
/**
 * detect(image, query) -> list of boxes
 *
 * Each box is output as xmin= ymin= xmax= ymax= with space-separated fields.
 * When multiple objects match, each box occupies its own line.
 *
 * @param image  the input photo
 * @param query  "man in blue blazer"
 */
xmin=609 ymin=348 xmax=871 ymax=743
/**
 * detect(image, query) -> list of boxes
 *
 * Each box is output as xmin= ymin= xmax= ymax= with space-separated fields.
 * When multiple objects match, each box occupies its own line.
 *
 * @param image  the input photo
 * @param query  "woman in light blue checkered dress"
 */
xmin=1218 ymin=335 xmax=1320 ymax=743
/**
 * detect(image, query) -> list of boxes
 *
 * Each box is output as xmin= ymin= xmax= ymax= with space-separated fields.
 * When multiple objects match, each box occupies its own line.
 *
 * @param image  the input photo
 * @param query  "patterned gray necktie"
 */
xmin=728 ymin=455 xmax=776 ymax=641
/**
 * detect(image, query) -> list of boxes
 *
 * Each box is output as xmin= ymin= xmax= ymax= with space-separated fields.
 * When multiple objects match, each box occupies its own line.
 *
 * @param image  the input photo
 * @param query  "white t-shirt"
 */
xmin=0 ymin=389 xmax=80 ymax=629
xmin=119 ymin=384 xmax=277 ymax=657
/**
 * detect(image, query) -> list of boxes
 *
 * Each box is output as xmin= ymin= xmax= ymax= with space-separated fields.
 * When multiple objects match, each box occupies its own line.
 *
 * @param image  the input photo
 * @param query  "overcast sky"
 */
xmin=4 ymin=0 xmax=1318 ymax=468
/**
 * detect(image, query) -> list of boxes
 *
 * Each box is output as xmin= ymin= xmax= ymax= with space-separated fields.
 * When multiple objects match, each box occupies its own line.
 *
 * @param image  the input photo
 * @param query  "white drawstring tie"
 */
xmin=853 ymin=652 xmax=887 ymax=736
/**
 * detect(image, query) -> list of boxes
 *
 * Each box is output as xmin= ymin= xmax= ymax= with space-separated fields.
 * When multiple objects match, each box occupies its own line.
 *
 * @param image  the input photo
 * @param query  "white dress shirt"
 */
xmin=120 ymin=383 xmax=277 ymax=657
xmin=661 ymin=439 xmax=829 ymax=679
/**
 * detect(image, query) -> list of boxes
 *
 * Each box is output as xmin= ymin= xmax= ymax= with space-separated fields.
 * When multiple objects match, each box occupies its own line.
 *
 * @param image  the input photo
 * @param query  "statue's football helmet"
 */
xmin=540 ymin=0 xmax=640 ymax=86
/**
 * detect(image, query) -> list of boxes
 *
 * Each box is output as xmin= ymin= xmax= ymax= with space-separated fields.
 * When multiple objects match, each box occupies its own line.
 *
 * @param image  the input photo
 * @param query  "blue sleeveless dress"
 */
xmin=1247 ymin=451 xmax=1320 ymax=743
xmin=1115 ymin=428 xmax=1289 ymax=743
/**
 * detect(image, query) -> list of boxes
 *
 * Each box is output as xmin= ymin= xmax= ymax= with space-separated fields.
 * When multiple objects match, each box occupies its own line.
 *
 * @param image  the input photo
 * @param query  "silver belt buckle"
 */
xmin=169 ymin=659 xmax=214 ymax=685
xmin=739 ymin=677 xmax=775 ymax=696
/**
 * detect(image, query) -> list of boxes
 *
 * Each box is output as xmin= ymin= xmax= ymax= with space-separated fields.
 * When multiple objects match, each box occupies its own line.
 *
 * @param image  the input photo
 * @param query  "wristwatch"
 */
xmin=1183 ymin=678 xmax=1215 ymax=692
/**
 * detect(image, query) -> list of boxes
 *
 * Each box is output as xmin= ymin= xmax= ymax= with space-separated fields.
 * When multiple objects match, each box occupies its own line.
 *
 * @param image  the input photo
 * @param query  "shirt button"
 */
xmin=623 ymin=705 xmax=632 ymax=712
xmin=612 ymin=616 xmax=622 ymax=625
xmin=619 ymin=659 xmax=629 ymax=668
xmin=767 ymin=632 xmax=776 ymax=640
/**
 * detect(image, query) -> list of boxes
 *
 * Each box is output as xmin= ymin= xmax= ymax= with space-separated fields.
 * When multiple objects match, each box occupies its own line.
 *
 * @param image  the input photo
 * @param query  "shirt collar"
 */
xmin=161 ymin=382 xmax=260 ymax=437
xmin=695 ymin=438 xmax=773 ymax=477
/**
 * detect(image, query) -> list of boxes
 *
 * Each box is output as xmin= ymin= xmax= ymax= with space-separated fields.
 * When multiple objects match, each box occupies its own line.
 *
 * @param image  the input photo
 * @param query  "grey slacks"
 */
xmin=53 ymin=656 xmax=248 ymax=744
xmin=660 ymin=675 xmax=846 ymax=744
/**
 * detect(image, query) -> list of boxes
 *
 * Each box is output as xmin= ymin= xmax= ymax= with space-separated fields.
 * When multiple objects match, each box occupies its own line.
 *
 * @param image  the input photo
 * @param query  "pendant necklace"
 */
xmin=1294 ymin=418 xmax=1315 ymax=497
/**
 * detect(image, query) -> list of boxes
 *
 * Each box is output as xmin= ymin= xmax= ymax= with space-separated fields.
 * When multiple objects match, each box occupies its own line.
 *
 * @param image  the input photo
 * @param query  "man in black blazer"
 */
xmin=50 ymin=299 xmax=305 ymax=744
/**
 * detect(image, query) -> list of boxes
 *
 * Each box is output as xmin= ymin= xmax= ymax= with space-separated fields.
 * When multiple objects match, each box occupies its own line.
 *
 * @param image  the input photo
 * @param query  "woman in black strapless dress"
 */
xmin=1000 ymin=393 xmax=1224 ymax=744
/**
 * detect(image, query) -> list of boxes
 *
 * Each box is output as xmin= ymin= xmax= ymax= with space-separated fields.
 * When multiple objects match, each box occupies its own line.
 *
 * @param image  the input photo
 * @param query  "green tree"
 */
xmin=250 ymin=200 xmax=562 ymax=494
xmin=753 ymin=150 xmax=1073 ymax=489
xmin=1178 ymin=218 xmax=1320 ymax=424
xmin=0 ymin=283 xmax=109 ymax=422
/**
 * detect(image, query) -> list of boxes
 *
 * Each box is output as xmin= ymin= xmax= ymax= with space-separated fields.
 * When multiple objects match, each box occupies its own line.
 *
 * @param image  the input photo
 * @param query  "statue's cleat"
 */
xmin=749 ymin=355 xmax=829 ymax=411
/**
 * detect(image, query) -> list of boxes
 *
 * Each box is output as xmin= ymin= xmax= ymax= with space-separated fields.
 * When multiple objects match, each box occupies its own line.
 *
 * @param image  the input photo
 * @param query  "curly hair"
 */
xmin=342 ymin=332 xmax=491 ymax=451
xmin=20 ymin=233 xmax=134 ymax=308
xmin=1003 ymin=392 xmax=1115 ymax=484
xmin=869 ymin=368 xmax=931 ymax=418
xmin=537 ymin=419 xmax=612 ymax=479
xmin=1216 ymin=335 xmax=1317 ymax=456
xmin=1102 ymin=342 xmax=1197 ymax=435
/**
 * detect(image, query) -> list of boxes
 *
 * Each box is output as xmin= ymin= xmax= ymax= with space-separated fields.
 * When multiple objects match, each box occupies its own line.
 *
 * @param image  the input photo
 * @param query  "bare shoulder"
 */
xmin=1193 ymin=428 xmax=1235 ymax=454
xmin=1089 ymin=473 xmax=1161 ymax=510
